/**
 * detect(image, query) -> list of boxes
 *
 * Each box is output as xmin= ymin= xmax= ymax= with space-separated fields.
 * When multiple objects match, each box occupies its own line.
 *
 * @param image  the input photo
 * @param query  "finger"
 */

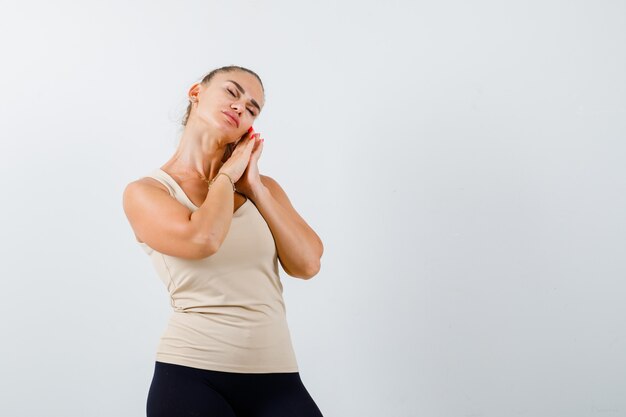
xmin=251 ymin=139 xmax=263 ymax=160
xmin=243 ymin=135 xmax=256 ymax=155
xmin=247 ymin=134 xmax=258 ymax=148
xmin=253 ymin=138 xmax=263 ymax=153
xmin=234 ymin=134 xmax=255 ymax=153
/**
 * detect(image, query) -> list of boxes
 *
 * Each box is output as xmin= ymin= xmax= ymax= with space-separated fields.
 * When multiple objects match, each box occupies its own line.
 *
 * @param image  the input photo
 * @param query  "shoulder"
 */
xmin=260 ymin=175 xmax=293 ymax=206
xmin=123 ymin=178 xmax=171 ymax=208
xmin=260 ymin=175 xmax=286 ymax=194
xmin=126 ymin=177 xmax=169 ymax=195
xmin=260 ymin=174 xmax=279 ymax=189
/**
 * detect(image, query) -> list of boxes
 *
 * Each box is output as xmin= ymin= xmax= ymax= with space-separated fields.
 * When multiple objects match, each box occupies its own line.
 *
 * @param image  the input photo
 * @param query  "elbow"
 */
xmin=201 ymin=239 xmax=220 ymax=259
xmin=196 ymin=245 xmax=217 ymax=259
xmin=302 ymin=243 xmax=323 ymax=279
xmin=283 ymin=258 xmax=320 ymax=280
xmin=185 ymin=243 xmax=216 ymax=260
xmin=189 ymin=233 xmax=219 ymax=259
xmin=301 ymin=258 xmax=321 ymax=280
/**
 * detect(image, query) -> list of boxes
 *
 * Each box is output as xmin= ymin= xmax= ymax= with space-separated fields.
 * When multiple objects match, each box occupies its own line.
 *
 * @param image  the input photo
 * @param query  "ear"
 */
xmin=187 ymin=82 xmax=201 ymax=100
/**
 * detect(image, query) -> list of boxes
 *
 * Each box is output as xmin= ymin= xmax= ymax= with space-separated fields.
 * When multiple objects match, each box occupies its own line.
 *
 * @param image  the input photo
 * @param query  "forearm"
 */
xmin=251 ymin=185 xmax=323 ymax=278
xmin=189 ymin=174 xmax=234 ymax=252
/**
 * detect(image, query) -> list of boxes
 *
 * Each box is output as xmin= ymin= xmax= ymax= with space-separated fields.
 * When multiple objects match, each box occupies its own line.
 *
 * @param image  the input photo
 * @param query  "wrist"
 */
xmin=209 ymin=172 xmax=236 ymax=192
xmin=250 ymin=183 xmax=270 ymax=201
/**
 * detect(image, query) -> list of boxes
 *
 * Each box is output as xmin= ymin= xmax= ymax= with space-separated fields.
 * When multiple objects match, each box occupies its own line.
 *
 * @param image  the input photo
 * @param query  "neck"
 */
xmin=161 ymin=116 xmax=230 ymax=182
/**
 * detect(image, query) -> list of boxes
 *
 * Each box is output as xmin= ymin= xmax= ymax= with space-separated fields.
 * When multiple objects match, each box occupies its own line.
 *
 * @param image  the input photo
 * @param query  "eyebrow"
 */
xmin=226 ymin=80 xmax=261 ymax=112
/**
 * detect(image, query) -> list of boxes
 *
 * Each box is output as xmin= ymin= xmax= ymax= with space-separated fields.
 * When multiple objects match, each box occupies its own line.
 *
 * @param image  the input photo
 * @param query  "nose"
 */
xmin=231 ymin=100 xmax=245 ymax=115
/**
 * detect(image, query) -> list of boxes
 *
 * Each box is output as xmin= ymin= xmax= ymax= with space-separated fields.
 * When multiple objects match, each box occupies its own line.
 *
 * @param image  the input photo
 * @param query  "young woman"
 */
xmin=122 ymin=65 xmax=324 ymax=417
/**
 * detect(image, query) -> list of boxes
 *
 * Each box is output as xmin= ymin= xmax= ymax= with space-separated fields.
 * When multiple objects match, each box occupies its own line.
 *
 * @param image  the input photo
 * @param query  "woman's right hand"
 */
xmin=219 ymin=129 xmax=259 ymax=182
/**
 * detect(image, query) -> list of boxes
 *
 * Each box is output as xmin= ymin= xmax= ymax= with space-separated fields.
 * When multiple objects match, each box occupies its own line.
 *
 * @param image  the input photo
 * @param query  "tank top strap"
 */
xmin=142 ymin=169 xmax=177 ymax=197
xmin=140 ymin=168 xmax=198 ymax=212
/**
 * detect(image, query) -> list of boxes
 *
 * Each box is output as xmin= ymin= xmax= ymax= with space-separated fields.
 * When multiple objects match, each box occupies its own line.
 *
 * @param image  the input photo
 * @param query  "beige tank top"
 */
xmin=136 ymin=168 xmax=299 ymax=373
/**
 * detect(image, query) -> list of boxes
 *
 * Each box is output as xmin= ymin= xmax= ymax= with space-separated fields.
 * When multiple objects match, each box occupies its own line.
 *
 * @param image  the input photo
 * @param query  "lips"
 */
xmin=222 ymin=111 xmax=239 ymax=127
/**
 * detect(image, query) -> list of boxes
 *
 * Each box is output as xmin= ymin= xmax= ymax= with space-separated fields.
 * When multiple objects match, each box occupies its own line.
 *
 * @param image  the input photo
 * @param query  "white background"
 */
xmin=1 ymin=1 xmax=625 ymax=416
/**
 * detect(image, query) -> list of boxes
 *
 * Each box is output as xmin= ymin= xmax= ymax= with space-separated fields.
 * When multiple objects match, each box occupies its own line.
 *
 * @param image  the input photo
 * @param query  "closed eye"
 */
xmin=227 ymin=88 xmax=256 ymax=116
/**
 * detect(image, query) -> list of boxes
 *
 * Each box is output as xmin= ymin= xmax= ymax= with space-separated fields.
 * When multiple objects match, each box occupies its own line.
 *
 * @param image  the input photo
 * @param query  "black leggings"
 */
xmin=146 ymin=361 xmax=324 ymax=417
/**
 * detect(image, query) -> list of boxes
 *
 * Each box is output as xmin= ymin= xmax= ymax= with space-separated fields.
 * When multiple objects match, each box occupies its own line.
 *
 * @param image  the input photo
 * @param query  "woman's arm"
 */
xmin=251 ymin=175 xmax=324 ymax=279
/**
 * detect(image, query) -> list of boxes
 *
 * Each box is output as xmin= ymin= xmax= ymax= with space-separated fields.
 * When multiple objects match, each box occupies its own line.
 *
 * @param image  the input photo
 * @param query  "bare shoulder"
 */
xmin=123 ymin=177 xmax=172 ymax=208
xmin=132 ymin=176 xmax=169 ymax=193
xmin=260 ymin=174 xmax=279 ymax=189
xmin=122 ymin=177 xmax=173 ymax=217
xmin=122 ymin=176 xmax=204 ymax=257
xmin=260 ymin=175 xmax=293 ymax=206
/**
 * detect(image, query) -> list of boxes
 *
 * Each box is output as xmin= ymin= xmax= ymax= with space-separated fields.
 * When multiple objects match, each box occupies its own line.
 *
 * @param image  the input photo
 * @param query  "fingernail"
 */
xmin=247 ymin=126 xmax=254 ymax=133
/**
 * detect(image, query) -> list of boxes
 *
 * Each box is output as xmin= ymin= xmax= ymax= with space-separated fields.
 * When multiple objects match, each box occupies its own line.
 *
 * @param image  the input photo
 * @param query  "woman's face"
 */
xmin=190 ymin=71 xmax=265 ymax=141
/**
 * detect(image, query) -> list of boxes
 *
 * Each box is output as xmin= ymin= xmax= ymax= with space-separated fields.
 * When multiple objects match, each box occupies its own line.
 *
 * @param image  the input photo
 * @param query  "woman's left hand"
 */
xmin=234 ymin=133 xmax=265 ymax=199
